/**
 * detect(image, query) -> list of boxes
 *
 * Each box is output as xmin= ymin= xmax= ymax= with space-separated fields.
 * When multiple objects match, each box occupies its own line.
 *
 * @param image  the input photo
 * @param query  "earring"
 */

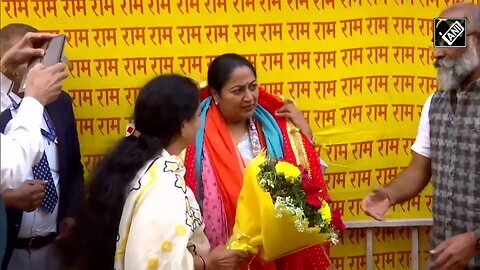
xmin=215 ymin=101 xmax=218 ymax=105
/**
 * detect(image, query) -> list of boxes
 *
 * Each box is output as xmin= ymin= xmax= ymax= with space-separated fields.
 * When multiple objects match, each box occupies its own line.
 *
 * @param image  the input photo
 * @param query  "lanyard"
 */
xmin=8 ymin=95 xmax=58 ymax=144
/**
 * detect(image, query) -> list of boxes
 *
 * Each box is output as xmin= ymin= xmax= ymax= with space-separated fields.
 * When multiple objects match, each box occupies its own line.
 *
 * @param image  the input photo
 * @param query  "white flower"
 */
xmin=259 ymin=176 xmax=275 ymax=189
xmin=294 ymin=208 xmax=305 ymax=219
xmin=259 ymin=178 xmax=268 ymax=189
xmin=274 ymin=196 xmax=303 ymax=220
xmin=330 ymin=232 xmax=339 ymax=245
xmin=295 ymin=219 xmax=305 ymax=232
xmin=267 ymin=178 xmax=275 ymax=188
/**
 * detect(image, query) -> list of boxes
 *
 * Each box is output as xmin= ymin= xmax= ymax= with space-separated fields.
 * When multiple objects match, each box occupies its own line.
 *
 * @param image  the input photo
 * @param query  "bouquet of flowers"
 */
xmin=227 ymin=151 xmax=345 ymax=261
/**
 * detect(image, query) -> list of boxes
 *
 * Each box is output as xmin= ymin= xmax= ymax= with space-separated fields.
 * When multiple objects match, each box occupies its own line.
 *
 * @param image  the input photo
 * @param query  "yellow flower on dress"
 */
xmin=161 ymin=240 xmax=173 ymax=252
xmin=147 ymin=257 xmax=160 ymax=270
xmin=318 ymin=200 xmax=332 ymax=224
xmin=275 ymin=161 xmax=301 ymax=183
xmin=165 ymin=161 xmax=179 ymax=172
xmin=176 ymin=225 xmax=186 ymax=236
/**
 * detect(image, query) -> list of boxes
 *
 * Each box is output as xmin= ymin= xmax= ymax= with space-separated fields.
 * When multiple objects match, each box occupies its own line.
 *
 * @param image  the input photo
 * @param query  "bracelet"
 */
xmin=0 ymin=62 xmax=17 ymax=79
xmin=199 ymin=255 xmax=206 ymax=270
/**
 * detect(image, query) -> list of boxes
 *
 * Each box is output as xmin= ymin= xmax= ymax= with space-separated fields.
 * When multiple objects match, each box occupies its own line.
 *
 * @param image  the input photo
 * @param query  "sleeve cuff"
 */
xmin=319 ymin=158 xmax=328 ymax=174
xmin=16 ymin=96 xmax=44 ymax=127
xmin=411 ymin=144 xmax=431 ymax=158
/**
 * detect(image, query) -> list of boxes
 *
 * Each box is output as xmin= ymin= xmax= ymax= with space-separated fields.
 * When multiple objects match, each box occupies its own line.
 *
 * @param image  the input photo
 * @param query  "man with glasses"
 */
xmin=362 ymin=3 xmax=480 ymax=270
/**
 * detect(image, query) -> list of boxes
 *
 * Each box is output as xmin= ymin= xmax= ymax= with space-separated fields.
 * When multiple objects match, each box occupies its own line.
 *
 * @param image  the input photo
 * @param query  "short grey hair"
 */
xmin=470 ymin=5 xmax=480 ymax=32
xmin=442 ymin=3 xmax=480 ymax=33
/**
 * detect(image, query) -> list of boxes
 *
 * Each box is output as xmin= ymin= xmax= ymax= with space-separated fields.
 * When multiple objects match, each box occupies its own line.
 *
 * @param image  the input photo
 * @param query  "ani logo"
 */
xmin=433 ymin=18 xmax=467 ymax=48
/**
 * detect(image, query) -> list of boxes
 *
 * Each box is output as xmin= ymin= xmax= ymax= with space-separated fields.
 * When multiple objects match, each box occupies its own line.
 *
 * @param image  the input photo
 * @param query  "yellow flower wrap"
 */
xmin=226 ymin=152 xmax=331 ymax=261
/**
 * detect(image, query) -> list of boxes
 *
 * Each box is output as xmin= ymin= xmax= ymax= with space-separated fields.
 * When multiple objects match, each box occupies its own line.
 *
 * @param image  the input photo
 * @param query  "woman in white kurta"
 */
xmin=74 ymin=75 xmax=247 ymax=270
xmin=114 ymin=150 xmax=210 ymax=269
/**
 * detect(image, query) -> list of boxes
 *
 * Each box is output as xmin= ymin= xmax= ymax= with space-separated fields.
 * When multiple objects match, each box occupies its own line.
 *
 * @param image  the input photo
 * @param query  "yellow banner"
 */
xmin=2 ymin=0 xmax=478 ymax=268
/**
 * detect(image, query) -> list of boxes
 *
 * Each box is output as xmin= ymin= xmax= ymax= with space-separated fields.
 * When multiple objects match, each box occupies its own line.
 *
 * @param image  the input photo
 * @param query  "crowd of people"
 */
xmin=0 ymin=2 xmax=479 ymax=270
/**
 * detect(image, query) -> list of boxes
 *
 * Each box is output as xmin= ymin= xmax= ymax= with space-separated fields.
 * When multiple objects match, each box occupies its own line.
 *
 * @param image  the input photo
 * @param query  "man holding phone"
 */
xmin=0 ymin=29 xmax=69 ymax=189
xmin=0 ymin=24 xmax=84 ymax=270
xmin=0 ymin=29 xmax=69 ymax=266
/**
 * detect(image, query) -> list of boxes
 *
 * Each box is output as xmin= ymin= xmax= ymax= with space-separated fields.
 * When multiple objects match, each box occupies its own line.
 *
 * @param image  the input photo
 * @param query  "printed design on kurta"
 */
xmin=176 ymin=224 xmax=186 ymax=236
xmin=130 ymin=177 xmax=142 ymax=192
xmin=147 ymin=257 xmax=160 ymax=270
xmin=174 ymin=174 xmax=187 ymax=194
xmin=184 ymin=196 xmax=203 ymax=232
xmin=187 ymin=244 xmax=198 ymax=255
xmin=163 ymin=160 xmax=179 ymax=173
xmin=161 ymin=240 xmax=173 ymax=252
xmin=129 ymin=157 xmax=161 ymax=192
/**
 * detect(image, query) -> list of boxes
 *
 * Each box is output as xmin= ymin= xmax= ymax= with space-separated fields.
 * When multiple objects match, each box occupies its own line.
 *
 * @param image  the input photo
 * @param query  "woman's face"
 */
xmin=182 ymin=105 xmax=201 ymax=145
xmin=212 ymin=66 xmax=259 ymax=124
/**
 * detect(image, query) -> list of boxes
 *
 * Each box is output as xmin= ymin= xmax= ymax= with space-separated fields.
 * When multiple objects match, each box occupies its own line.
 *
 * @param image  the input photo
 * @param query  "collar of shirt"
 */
xmin=9 ymin=91 xmax=58 ymax=144
xmin=8 ymin=91 xmax=22 ymax=110
xmin=0 ymin=73 xmax=14 ymax=113
xmin=161 ymin=149 xmax=184 ymax=170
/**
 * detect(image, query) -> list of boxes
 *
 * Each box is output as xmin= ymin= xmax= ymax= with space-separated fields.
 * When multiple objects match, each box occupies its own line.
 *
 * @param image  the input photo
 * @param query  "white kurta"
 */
xmin=114 ymin=150 xmax=210 ymax=270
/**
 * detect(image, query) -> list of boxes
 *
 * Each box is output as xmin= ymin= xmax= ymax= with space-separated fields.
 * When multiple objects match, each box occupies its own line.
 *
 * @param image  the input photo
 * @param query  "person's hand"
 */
xmin=205 ymin=245 xmax=250 ymax=270
xmin=1 ymin=32 xmax=58 ymax=72
xmin=24 ymin=62 xmax=68 ymax=105
xmin=361 ymin=186 xmax=392 ymax=221
xmin=57 ymin=217 xmax=76 ymax=240
xmin=2 ymin=180 xmax=46 ymax=212
xmin=430 ymin=232 xmax=478 ymax=270
xmin=275 ymin=103 xmax=313 ymax=139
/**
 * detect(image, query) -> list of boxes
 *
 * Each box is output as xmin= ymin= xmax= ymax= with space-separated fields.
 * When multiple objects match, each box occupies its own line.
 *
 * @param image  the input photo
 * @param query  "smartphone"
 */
xmin=19 ymin=34 xmax=67 ymax=93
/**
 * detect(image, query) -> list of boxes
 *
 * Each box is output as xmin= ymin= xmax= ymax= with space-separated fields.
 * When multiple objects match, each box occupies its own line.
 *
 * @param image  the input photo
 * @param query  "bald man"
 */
xmin=362 ymin=3 xmax=480 ymax=270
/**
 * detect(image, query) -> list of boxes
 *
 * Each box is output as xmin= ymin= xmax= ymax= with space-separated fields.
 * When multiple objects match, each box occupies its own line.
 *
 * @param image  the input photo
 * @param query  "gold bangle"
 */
xmin=279 ymin=95 xmax=297 ymax=106
xmin=0 ymin=62 xmax=18 ymax=79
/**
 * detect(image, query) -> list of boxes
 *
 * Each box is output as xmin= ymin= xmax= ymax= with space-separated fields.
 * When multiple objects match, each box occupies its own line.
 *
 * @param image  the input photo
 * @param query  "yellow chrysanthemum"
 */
xmin=318 ymin=200 xmax=332 ymax=224
xmin=275 ymin=161 xmax=301 ymax=182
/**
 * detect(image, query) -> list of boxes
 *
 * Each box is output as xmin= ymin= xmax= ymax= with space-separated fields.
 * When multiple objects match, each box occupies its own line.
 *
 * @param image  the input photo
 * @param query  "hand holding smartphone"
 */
xmin=19 ymin=34 xmax=67 ymax=93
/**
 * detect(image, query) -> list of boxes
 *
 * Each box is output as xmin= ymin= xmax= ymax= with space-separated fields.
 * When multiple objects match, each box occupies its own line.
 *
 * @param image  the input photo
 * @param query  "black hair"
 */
xmin=207 ymin=53 xmax=256 ymax=94
xmin=73 ymin=74 xmax=199 ymax=270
